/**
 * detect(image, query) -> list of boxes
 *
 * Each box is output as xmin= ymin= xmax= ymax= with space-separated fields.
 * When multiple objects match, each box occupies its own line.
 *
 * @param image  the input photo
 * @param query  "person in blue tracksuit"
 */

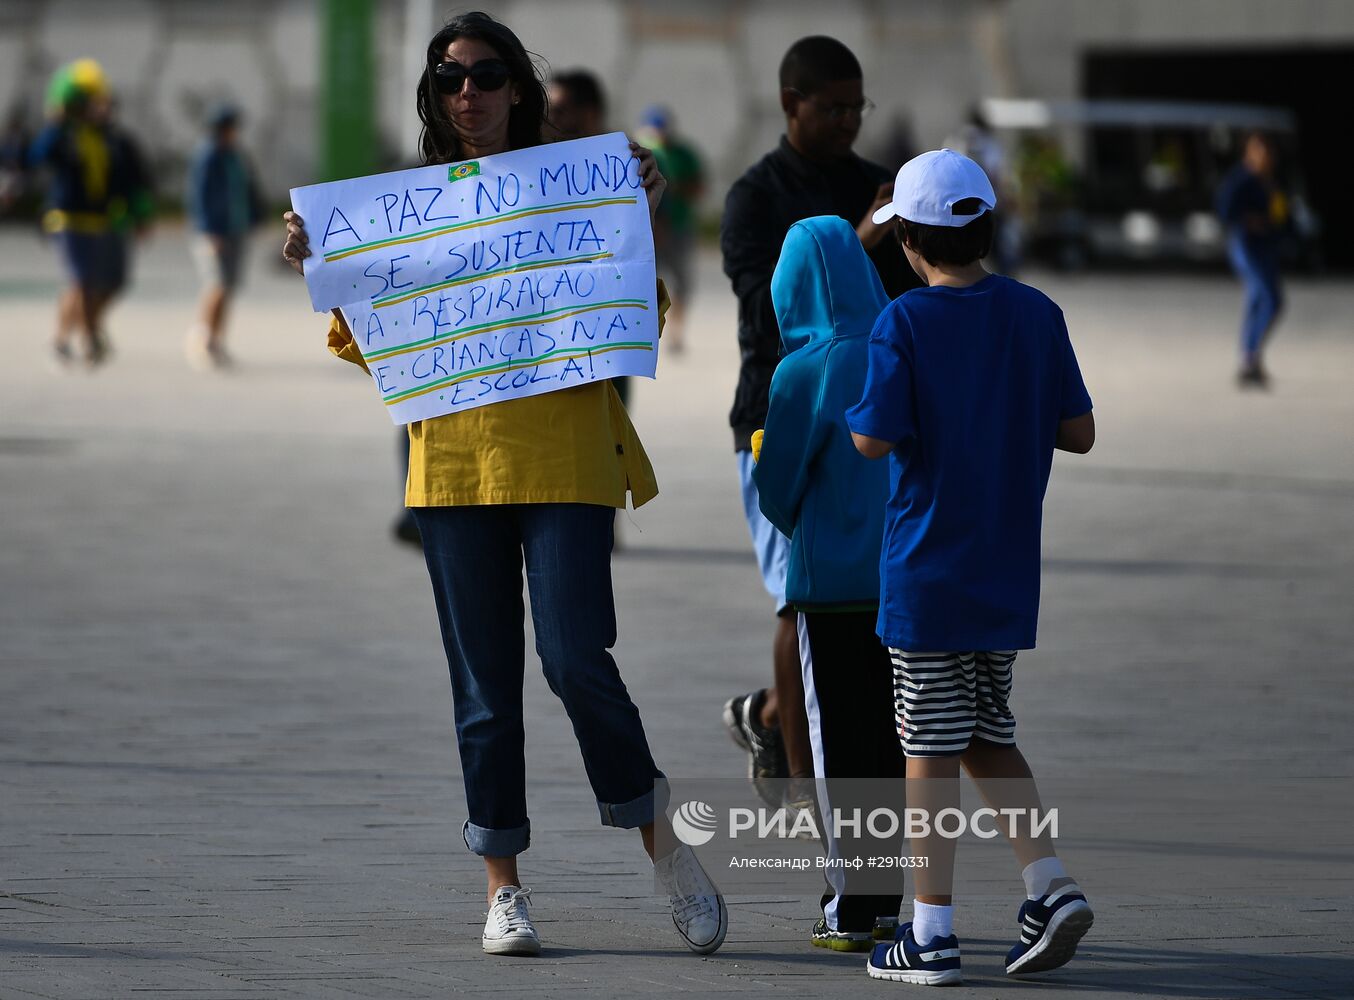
xmin=753 ymin=215 xmax=906 ymax=953
xmin=1216 ymin=132 xmax=1286 ymax=388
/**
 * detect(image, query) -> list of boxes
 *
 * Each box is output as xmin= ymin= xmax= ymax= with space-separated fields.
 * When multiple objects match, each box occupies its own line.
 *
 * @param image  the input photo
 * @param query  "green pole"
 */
xmin=320 ymin=0 xmax=377 ymax=181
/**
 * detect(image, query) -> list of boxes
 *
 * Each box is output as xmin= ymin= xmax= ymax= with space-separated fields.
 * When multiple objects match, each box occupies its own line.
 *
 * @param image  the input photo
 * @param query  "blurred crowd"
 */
xmin=1 ymin=59 xmax=711 ymax=376
xmin=3 ymin=53 xmax=1300 ymax=388
xmin=3 ymin=59 xmax=262 ymax=371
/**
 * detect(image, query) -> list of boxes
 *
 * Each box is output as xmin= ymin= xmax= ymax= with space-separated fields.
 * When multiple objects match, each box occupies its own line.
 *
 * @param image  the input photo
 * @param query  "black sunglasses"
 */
xmin=432 ymin=59 xmax=511 ymax=95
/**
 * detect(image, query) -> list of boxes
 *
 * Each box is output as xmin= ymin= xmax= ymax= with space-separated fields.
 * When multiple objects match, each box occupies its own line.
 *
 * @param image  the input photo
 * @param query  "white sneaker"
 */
xmin=655 ymin=844 xmax=728 ymax=954
xmin=186 ymin=328 xmax=213 ymax=372
xmin=481 ymin=885 xmax=540 ymax=956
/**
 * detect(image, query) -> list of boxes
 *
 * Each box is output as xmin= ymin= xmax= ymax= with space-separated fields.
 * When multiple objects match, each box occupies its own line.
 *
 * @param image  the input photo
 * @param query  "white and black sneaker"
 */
xmin=1005 ymin=885 xmax=1093 ymax=975
xmin=810 ymin=916 xmax=873 ymax=952
xmin=867 ymin=923 xmax=962 ymax=985
xmin=655 ymin=843 xmax=728 ymax=954
xmin=723 ymin=690 xmax=787 ymax=808
xmin=481 ymin=885 xmax=540 ymax=956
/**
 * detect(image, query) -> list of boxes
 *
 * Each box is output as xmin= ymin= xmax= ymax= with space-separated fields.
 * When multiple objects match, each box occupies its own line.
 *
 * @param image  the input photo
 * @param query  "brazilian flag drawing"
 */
xmin=449 ymin=161 xmax=480 ymax=182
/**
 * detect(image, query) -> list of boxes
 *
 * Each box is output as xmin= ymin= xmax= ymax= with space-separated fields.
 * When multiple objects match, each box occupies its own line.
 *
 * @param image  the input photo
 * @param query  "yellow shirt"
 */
xmin=326 ymin=284 xmax=665 ymax=509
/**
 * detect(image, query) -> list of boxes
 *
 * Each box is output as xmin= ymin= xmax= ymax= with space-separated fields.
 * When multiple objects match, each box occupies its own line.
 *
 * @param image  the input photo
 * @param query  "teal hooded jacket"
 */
xmin=753 ymin=216 xmax=892 ymax=608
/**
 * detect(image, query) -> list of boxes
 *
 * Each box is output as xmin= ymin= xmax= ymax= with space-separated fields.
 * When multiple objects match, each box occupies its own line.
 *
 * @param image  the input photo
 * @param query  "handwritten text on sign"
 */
xmin=289 ymin=133 xmax=658 ymax=424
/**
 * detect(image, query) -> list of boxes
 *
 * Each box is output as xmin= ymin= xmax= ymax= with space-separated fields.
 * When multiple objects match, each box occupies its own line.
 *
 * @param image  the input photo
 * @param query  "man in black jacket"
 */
xmin=720 ymin=36 xmax=921 ymax=835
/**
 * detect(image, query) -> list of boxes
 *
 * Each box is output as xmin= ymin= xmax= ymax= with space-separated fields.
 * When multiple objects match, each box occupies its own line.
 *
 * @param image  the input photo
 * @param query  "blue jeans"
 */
xmin=1227 ymin=235 xmax=1283 ymax=363
xmin=412 ymin=503 xmax=662 ymax=857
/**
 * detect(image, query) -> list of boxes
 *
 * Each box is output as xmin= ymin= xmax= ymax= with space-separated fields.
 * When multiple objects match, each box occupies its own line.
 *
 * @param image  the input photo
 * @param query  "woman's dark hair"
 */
xmin=897 ymin=198 xmax=994 ymax=267
xmin=416 ymin=11 xmax=547 ymax=165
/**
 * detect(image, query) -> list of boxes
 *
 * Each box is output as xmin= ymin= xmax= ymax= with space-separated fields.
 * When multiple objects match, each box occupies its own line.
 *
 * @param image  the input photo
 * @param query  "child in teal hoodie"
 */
xmin=753 ymin=216 xmax=907 ymax=952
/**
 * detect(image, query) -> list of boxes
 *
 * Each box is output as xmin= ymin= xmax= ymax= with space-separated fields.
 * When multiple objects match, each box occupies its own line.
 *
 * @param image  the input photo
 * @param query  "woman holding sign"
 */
xmin=281 ymin=11 xmax=725 ymax=959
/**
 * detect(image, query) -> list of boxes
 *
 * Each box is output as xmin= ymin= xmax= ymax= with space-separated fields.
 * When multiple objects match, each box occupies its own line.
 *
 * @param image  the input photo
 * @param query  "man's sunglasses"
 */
xmin=432 ymin=59 xmax=511 ymax=95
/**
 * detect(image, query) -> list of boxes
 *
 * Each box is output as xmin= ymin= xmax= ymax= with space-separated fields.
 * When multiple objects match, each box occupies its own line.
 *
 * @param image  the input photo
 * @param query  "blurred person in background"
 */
xmin=392 ymin=435 xmax=422 ymax=547
xmin=186 ymin=103 xmax=262 ymax=370
xmin=720 ymin=35 xmax=922 ymax=827
xmin=546 ymin=68 xmax=606 ymax=142
xmin=948 ymin=105 xmax=1019 ymax=274
xmin=547 ymin=67 xmax=633 ymax=554
xmin=875 ymin=112 xmax=918 ymax=177
xmin=1217 ymin=131 xmax=1286 ymax=388
xmin=0 ymin=106 xmax=33 ymax=215
xmin=547 ymin=69 xmax=636 ymax=413
xmin=29 ymin=59 xmax=153 ymax=368
xmin=636 ymin=105 xmax=705 ymax=354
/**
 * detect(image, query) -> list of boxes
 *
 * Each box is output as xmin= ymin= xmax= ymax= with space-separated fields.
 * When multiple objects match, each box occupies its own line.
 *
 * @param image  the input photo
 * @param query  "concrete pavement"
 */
xmin=2 ymin=226 xmax=1352 ymax=997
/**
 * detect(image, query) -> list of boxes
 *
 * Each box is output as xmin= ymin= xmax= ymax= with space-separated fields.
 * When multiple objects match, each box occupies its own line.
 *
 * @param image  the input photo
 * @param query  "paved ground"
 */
xmin=2 ymin=225 xmax=1353 ymax=998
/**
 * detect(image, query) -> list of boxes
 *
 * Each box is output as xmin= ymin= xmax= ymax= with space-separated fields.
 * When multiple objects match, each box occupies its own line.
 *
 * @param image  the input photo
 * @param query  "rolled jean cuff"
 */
xmin=463 ymin=819 xmax=530 ymax=857
xmin=597 ymin=774 xmax=668 ymax=829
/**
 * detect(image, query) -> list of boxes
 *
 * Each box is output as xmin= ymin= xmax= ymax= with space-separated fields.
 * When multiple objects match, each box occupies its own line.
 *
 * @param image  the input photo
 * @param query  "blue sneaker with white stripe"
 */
xmin=866 ymin=923 xmax=961 ymax=985
xmin=1005 ymin=885 xmax=1093 ymax=976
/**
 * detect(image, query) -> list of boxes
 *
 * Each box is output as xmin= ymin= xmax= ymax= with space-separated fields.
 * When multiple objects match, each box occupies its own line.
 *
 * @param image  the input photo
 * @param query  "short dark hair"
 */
xmin=1242 ymin=130 xmax=1274 ymax=153
xmin=417 ymin=11 xmax=548 ymax=165
xmin=898 ymin=198 xmax=994 ymax=266
xmin=779 ymin=36 xmax=862 ymax=96
xmin=551 ymin=69 xmax=606 ymax=115
xmin=207 ymin=103 xmax=240 ymax=132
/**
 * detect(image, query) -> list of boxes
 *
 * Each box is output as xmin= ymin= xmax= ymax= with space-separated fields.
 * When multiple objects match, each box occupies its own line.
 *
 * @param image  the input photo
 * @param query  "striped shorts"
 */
xmin=890 ymin=650 xmax=1018 ymax=757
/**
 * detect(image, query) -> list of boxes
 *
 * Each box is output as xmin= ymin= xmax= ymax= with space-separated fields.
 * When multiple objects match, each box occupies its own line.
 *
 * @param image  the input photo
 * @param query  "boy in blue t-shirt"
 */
xmin=846 ymin=149 xmax=1096 ymax=986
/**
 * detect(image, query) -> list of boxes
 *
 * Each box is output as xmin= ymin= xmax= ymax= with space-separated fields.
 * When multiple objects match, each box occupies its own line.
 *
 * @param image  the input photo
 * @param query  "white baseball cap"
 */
xmin=871 ymin=148 xmax=996 ymax=227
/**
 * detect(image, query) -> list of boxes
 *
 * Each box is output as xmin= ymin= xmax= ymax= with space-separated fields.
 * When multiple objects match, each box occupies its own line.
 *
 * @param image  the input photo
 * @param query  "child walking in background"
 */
xmin=847 ymin=150 xmax=1096 ymax=985
xmin=752 ymin=216 xmax=906 ymax=953
xmin=186 ymin=104 xmax=262 ymax=370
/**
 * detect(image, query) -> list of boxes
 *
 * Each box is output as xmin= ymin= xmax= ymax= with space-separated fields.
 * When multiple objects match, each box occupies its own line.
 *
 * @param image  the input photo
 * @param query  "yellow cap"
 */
xmin=70 ymin=59 xmax=110 ymax=96
xmin=47 ymin=58 xmax=110 ymax=110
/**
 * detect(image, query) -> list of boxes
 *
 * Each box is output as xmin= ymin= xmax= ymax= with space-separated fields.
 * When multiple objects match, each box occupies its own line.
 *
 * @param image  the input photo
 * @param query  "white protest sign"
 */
xmin=289 ymin=132 xmax=658 ymax=424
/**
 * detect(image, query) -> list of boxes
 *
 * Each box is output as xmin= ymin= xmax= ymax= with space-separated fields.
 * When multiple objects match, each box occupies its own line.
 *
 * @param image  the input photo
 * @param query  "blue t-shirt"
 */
xmin=846 ymin=273 xmax=1092 ymax=652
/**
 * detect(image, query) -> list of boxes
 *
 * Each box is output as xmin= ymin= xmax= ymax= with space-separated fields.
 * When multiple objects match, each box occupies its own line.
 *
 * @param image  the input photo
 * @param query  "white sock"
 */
xmin=911 ymin=900 xmax=953 ymax=945
xmin=1022 ymin=857 xmax=1072 ymax=899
